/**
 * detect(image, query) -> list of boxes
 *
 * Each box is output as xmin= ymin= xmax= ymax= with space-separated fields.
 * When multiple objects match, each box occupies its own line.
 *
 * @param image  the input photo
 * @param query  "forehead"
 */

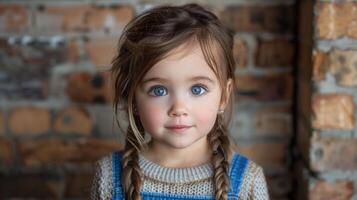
xmin=143 ymin=42 xmax=219 ymax=81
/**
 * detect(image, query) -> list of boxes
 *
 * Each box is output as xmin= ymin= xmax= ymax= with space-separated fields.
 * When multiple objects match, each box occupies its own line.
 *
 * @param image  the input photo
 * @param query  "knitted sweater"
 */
xmin=91 ymin=151 xmax=269 ymax=200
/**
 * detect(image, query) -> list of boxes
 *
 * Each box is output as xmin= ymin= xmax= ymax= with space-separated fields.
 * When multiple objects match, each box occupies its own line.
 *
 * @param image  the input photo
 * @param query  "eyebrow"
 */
xmin=140 ymin=76 xmax=215 ymax=85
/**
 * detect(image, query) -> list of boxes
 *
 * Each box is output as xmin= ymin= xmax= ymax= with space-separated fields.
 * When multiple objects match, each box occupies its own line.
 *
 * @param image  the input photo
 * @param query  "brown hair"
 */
xmin=111 ymin=3 xmax=236 ymax=200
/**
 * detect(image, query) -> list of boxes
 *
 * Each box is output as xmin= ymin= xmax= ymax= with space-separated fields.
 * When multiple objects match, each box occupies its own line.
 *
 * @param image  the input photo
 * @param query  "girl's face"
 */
xmin=134 ymin=43 xmax=231 ymax=151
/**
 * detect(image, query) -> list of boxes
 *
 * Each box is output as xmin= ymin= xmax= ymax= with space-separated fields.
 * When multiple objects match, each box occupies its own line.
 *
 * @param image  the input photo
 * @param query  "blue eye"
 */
xmin=191 ymin=85 xmax=207 ymax=96
xmin=148 ymin=86 xmax=167 ymax=96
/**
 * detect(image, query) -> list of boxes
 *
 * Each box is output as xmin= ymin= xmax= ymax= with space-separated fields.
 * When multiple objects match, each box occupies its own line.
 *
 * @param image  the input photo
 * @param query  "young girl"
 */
xmin=91 ymin=3 xmax=269 ymax=200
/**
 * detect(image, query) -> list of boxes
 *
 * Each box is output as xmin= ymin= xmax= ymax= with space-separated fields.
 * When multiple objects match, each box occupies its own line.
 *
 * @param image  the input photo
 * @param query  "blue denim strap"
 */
xmin=228 ymin=153 xmax=249 ymax=197
xmin=112 ymin=151 xmax=124 ymax=200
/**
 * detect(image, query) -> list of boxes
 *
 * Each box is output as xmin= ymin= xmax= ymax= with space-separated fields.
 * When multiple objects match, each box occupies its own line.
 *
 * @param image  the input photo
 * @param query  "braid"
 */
xmin=121 ymin=116 xmax=145 ymax=200
xmin=208 ymin=114 xmax=232 ymax=200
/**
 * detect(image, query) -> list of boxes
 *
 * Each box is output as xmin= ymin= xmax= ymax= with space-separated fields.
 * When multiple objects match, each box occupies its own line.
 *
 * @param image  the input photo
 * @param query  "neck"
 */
xmin=142 ymin=137 xmax=213 ymax=168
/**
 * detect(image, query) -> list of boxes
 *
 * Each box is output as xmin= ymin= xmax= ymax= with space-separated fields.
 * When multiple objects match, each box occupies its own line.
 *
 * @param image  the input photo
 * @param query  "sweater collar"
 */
xmin=138 ymin=154 xmax=213 ymax=183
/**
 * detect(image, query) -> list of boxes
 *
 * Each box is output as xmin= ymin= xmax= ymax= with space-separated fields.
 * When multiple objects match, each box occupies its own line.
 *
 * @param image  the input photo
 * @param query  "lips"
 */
xmin=165 ymin=125 xmax=192 ymax=133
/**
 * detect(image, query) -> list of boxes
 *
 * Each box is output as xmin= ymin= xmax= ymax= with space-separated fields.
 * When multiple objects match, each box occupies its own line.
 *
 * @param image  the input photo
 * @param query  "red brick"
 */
xmin=0 ymin=138 xmax=12 ymax=166
xmin=35 ymin=5 xmax=90 ymax=32
xmin=66 ymin=39 xmax=80 ymax=63
xmin=312 ymin=51 xmax=329 ymax=81
xmin=0 ymin=111 xmax=4 ymax=135
xmin=234 ymin=142 xmax=287 ymax=169
xmin=313 ymin=50 xmax=357 ymax=86
xmin=86 ymin=6 xmax=134 ymax=32
xmin=316 ymin=2 xmax=357 ymax=39
xmin=236 ymin=73 xmax=293 ymax=101
xmin=8 ymin=107 xmax=50 ymax=135
xmin=54 ymin=107 xmax=93 ymax=135
xmin=0 ymin=4 xmax=29 ymax=32
xmin=64 ymin=172 xmax=92 ymax=198
xmin=311 ymin=134 xmax=357 ymax=171
xmin=233 ymin=38 xmax=248 ymax=68
xmin=84 ymin=37 xmax=118 ymax=67
xmin=312 ymin=94 xmax=354 ymax=130
xmin=66 ymin=71 xmax=113 ymax=104
xmin=17 ymin=138 xmax=121 ymax=166
xmin=219 ymin=5 xmax=295 ymax=33
xmin=0 ymin=172 xmax=62 ymax=199
xmin=329 ymin=49 xmax=357 ymax=86
xmin=310 ymin=180 xmax=354 ymax=200
xmin=254 ymin=106 xmax=292 ymax=137
xmin=255 ymin=39 xmax=295 ymax=67
xmin=35 ymin=4 xmax=134 ymax=32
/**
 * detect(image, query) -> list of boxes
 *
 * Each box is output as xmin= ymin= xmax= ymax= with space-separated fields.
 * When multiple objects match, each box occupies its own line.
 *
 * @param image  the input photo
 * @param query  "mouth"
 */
xmin=165 ymin=125 xmax=193 ymax=133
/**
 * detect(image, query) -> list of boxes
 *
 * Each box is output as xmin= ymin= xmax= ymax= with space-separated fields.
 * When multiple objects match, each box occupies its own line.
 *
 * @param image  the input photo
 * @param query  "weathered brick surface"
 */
xmin=309 ymin=180 xmax=354 ymax=200
xmin=85 ymin=5 xmax=134 ymax=32
xmin=236 ymin=73 xmax=293 ymax=101
xmin=254 ymin=106 xmax=292 ymax=137
xmin=35 ymin=4 xmax=134 ymax=32
xmin=54 ymin=107 xmax=93 ymax=135
xmin=64 ymin=172 xmax=93 ymax=198
xmin=0 ymin=171 xmax=62 ymax=199
xmin=312 ymin=51 xmax=328 ymax=81
xmin=255 ymin=39 xmax=295 ymax=67
xmin=219 ymin=5 xmax=295 ymax=33
xmin=312 ymin=94 xmax=355 ymax=131
xmin=17 ymin=138 xmax=121 ymax=166
xmin=233 ymin=38 xmax=248 ymax=68
xmin=233 ymin=106 xmax=291 ymax=139
xmin=328 ymin=49 xmax=357 ymax=86
xmin=0 ymin=4 xmax=29 ymax=32
xmin=311 ymin=135 xmax=357 ymax=171
xmin=66 ymin=71 xmax=113 ymax=104
xmin=316 ymin=2 xmax=357 ymax=39
xmin=66 ymin=38 xmax=81 ymax=63
xmin=0 ymin=138 xmax=12 ymax=166
xmin=0 ymin=36 xmax=70 ymax=99
xmin=234 ymin=142 xmax=287 ymax=169
xmin=313 ymin=49 xmax=357 ymax=86
xmin=84 ymin=37 xmax=118 ymax=67
xmin=8 ymin=107 xmax=50 ymax=136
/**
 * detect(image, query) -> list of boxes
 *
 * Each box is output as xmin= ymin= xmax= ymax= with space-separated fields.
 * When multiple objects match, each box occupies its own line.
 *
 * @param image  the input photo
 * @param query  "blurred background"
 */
xmin=0 ymin=0 xmax=356 ymax=199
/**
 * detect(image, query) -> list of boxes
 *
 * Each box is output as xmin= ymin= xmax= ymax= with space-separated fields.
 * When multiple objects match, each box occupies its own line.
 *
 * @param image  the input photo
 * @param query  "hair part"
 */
xmin=111 ymin=3 xmax=236 ymax=200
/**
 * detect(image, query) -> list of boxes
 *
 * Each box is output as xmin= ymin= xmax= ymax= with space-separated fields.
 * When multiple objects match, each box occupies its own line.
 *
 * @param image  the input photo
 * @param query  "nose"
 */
xmin=168 ymin=96 xmax=188 ymax=117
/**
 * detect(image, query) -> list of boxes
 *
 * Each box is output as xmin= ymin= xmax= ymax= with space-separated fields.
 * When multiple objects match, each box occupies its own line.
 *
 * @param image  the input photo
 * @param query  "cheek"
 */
xmin=137 ymin=103 xmax=164 ymax=133
xmin=195 ymin=108 xmax=217 ymax=130
xmin=192 ymin=96 xmax=220 ymax=131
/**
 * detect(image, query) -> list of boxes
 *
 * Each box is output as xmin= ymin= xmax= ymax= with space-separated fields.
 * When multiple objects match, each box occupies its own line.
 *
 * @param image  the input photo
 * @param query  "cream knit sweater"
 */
xmin=91 ymin=152 xmax=269 ymax=199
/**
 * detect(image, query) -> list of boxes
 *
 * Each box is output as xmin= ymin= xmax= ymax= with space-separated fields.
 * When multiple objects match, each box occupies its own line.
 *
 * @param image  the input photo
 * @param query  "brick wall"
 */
xmin=0 ymin=0 xmax=297 ymax=199
xmin=295 ymin=0 xmax=357 ymax=200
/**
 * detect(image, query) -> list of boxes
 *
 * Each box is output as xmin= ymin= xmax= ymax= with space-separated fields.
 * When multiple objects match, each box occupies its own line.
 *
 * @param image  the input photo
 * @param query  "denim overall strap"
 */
xmin=112 ymin=151 xmax=124 ymax=200
xmin=227 ymin=153 xmax=249 ymax=199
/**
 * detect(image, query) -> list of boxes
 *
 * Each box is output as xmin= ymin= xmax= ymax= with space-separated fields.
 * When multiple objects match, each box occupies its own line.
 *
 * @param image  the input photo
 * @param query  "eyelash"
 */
xmin=147 ymin=84 xmax=209 ymax=97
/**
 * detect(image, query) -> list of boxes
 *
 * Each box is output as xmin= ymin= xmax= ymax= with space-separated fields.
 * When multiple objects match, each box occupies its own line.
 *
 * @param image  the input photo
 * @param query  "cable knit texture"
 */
xmin=91 ymin=151 xmax=269 ymax=200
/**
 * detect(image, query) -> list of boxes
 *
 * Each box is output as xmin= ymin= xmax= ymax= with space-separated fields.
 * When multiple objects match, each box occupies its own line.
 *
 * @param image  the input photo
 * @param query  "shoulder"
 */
xmin=95 ymin=150 xmax=124 ymax=168
xmin=231 ymin=153 xmax=270 ymax=200
xmin=91 ymin=151 xmax=121 ymax=200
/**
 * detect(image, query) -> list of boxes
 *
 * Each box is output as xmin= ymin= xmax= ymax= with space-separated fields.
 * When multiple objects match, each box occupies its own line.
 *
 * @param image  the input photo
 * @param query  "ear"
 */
xmin=219 ymin=78 xmax=233 ymax=110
